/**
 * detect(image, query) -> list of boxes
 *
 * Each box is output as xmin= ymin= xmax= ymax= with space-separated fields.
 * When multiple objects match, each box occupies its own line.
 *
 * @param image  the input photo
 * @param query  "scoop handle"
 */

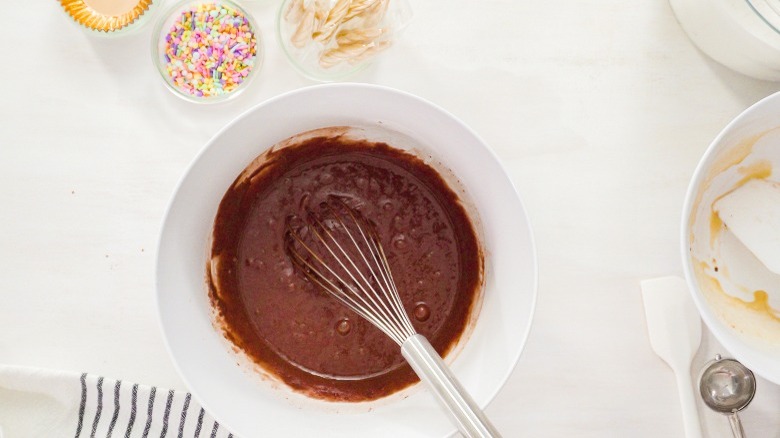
xmin=401 ymin=334 xmax=502 ymax=438
xmin=728 ymin=412 xmax=745 ymax=438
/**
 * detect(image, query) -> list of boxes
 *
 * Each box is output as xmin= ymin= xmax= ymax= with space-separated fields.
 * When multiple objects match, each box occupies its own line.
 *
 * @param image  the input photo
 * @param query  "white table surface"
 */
xmin=2 ymin=1 xmax=779 ymax=436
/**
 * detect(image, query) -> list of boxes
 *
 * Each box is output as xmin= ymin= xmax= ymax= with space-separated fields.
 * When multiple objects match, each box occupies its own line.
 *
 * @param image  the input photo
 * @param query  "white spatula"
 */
xmin=641 ymin=276 xmax=703 ymax=438
xmin=714 ymin=179 xmax=780 ymax=275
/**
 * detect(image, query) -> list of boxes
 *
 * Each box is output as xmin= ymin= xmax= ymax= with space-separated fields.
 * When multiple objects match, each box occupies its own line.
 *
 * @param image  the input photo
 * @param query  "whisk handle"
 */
xmin=401 ymin=334 xmax=502 ymax=438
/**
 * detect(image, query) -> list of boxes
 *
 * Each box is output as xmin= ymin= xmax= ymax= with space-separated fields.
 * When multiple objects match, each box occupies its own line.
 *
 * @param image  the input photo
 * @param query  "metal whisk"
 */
xmin=285 ymin=198 xmax=501 ymax=438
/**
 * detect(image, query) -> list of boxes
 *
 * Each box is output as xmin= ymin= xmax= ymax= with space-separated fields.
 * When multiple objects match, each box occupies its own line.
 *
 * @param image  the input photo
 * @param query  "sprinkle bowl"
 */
xmin=152 ymin=0 xmax=262 ymax=103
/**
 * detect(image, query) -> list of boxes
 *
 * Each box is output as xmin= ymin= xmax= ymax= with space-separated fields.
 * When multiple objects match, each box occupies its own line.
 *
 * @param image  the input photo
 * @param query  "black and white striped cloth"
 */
xmin=0 ymin=366 xmax=234 ymax=438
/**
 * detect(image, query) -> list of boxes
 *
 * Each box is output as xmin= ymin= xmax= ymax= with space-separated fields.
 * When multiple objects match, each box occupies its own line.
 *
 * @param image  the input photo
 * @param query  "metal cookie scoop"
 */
xmin=699 ymin=355 xmax=757 ymax=438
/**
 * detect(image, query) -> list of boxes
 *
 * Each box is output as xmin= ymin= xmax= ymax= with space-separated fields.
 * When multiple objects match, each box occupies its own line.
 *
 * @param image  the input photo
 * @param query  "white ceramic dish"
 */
xmin=682 ymin=91 xmax=780 ymax=385
xmin=156 ymin=83 xmax=537 ymax=437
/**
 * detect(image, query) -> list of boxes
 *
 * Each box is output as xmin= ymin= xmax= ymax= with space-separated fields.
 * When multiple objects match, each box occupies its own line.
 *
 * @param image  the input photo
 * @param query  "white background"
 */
xmin=1 ymin=0 xmax=779 ymax=436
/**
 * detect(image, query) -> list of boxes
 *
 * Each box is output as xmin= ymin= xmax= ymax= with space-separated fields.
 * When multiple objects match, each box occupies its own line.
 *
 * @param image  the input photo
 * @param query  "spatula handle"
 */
xmin=676 ymin=371 xmax=703 ymax=438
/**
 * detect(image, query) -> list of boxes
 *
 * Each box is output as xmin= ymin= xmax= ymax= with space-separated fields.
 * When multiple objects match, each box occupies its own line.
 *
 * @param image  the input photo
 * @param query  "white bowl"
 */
xmin=682 ymin=91 xmax=780 ymax=384
xmin=156 ymin=83 xmax=537 ymax=437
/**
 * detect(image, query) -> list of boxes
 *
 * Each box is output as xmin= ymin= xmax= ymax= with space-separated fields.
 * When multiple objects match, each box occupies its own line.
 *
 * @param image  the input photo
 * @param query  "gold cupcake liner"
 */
xmin=59 ymin=0 xmax=154 ymax=33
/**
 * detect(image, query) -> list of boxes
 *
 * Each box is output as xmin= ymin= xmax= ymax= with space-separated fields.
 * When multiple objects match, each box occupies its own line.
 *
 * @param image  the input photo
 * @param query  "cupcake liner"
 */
xmin=59 ymin=0 xmax=155 ymax=34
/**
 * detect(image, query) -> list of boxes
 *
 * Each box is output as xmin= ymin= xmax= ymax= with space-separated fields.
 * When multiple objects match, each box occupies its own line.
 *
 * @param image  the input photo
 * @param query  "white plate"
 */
xmin=156 ymin=83 xmax=537 ymax=437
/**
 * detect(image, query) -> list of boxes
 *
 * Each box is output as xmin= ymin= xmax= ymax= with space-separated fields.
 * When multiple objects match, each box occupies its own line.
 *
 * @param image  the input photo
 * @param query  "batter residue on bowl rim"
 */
xmin=688 ymin=127 xmax=780 ymax=346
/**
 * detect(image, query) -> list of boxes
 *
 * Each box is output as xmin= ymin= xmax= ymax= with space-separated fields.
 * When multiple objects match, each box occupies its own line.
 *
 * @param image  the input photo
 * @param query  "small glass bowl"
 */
xmin=276 ymin=0 xmax=412 ymax=82
xmin=152 ymin=0 xmax=263 ymax=103
xmin=746 ymin=0 xmax=780 ymax=35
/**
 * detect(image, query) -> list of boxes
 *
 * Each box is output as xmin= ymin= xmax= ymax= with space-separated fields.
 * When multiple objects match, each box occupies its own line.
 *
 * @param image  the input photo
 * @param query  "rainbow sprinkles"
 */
xmin=158 ymin=1 xmax=259 ymax=100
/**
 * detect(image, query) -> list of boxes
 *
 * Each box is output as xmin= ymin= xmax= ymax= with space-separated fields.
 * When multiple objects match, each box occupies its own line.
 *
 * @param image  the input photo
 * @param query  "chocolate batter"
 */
xmin=208 ymin=131 xmax=482 ymax=401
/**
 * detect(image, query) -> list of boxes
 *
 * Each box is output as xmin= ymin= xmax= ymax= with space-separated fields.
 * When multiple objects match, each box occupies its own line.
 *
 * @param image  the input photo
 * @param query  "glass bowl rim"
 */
xmin=151 ymin=0 xmax=263 ymax=104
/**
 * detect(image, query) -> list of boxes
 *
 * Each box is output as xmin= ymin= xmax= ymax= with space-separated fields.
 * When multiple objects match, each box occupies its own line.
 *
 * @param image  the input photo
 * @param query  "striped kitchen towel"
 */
xmin=0 ymin=365 xmax=234 ymax=438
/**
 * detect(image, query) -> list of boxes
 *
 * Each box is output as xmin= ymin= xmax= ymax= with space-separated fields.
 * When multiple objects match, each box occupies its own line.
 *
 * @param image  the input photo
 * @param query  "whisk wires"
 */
xmin=285 ymin=198 xmax=417 ymax=346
